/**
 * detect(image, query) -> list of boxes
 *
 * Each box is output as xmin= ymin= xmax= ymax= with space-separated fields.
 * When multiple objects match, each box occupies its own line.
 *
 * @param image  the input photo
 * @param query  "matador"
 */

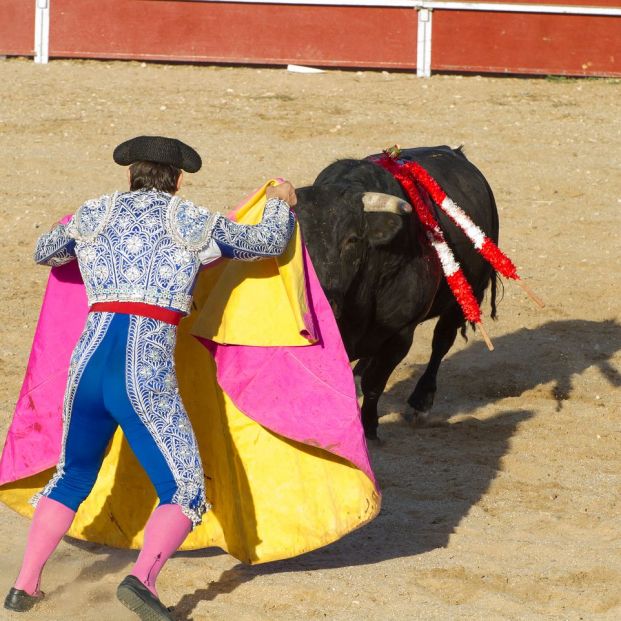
xmin=4 ymin=135 xmax=296 ymax=620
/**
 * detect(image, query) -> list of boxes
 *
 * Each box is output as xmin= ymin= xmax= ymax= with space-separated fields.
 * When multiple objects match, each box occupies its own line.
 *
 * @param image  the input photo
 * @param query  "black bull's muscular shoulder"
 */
xmin=295 ymin=146 xmax=499 ymax=441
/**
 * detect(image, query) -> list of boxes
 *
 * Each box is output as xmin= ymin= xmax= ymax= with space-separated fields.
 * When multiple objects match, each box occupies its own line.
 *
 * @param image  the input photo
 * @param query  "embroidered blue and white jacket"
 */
xmin=34 ymin=190 xmax=295 ymax=314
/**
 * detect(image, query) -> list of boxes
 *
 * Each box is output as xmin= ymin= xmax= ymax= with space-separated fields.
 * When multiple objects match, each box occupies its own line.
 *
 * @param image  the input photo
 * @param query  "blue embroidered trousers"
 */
xmin=37 ymin=312 xmax=208 ymax=526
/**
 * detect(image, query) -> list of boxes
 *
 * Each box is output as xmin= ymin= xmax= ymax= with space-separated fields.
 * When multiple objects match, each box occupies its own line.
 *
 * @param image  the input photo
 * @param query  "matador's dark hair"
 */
xmin=129 ymin=160 xmax=181 ymax=194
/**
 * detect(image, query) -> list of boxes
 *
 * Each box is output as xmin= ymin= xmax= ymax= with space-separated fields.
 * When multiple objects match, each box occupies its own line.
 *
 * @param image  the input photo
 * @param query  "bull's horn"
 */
xmin=362 ymin=192 xmax=412 ymax=215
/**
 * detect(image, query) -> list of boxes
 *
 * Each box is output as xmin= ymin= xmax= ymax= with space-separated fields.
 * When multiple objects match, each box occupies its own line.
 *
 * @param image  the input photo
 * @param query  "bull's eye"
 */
xmin=342 ymin=235 xmax=361 ymax=251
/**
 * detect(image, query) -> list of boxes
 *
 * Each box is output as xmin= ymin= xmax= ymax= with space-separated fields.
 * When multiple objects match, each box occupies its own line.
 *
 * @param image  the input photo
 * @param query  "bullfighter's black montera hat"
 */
xmin=113 ymin=136 xmax=202 ymax=173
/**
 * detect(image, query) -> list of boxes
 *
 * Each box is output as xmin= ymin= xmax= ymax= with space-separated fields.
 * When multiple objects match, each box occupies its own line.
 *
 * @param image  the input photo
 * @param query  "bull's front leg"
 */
xmin=360 ymin=326 xmax=415 ymax=442
xmin=408 ymin=305 xmax=462 ymax=425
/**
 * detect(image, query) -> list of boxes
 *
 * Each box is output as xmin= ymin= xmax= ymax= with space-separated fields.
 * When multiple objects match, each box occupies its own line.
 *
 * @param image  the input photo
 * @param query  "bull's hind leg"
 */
xmin=407 ymin=306 xmax=463 ymax=425
xmin=360 ymin=325 xmax=415 ymax=442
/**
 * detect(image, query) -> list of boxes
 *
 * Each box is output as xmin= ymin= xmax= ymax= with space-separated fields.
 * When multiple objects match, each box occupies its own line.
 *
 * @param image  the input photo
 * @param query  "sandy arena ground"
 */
xmin=0 ymin=58 xmax=619 ymax=621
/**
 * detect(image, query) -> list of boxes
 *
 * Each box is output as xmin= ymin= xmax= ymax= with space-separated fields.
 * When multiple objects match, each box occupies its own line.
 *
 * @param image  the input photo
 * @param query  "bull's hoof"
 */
xmin=408 ymin=388 xmax=436 ymax=414
xmin=406 ymin=406 xmax=445 ymax=428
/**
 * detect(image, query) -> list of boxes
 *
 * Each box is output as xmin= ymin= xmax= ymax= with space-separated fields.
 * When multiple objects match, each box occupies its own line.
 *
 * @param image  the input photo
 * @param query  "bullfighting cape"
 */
xmin=0 ymin=182 xmax=380 ymax=564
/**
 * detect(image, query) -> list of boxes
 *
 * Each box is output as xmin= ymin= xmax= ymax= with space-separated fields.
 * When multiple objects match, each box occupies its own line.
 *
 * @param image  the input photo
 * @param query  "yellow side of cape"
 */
xmin=194 ymin=181 xmax=315 ymax=346
xmin=0 ymin=182 xmax=379 ymax=564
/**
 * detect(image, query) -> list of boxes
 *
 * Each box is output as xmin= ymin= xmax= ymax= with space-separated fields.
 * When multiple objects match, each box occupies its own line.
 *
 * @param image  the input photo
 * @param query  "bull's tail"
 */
xmin=460 ymin=270 xmax=501 ymax=340
xmin=482 ymin=160 xmax=501 ymax=322
xmin=490 ymin=270 xmax=499 ymax=320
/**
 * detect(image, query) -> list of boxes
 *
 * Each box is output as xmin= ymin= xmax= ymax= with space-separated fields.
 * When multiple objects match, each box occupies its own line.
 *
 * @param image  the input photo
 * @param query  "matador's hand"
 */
xmin=266 ymin=181 xmax=297 ymax=207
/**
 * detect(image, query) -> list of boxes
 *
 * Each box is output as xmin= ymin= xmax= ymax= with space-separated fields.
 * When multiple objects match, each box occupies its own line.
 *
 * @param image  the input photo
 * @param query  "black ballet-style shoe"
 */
xmin=3 ymin=587 xmax=45 ymax=612
xmin=116 ymin=575 xmax=174 ymax=621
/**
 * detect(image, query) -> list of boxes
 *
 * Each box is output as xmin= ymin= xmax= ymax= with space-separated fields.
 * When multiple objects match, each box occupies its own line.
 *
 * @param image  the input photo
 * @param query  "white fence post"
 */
xmin=34 ymin=0 xmax=50 ymax=64
xmin=416 ymin=6 xmax=433 ymax=78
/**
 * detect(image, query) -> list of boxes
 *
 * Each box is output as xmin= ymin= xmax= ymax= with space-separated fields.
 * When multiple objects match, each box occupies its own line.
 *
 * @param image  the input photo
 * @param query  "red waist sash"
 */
xmin=89 ymin=301 xmax=184 ymax=326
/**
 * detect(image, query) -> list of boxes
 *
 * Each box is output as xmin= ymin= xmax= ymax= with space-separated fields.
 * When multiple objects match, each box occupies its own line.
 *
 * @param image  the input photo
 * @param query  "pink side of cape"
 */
xmin=0 ymin=261 xmax=88 ymax=485
xmin=205 ymin=248 xmax=376 ymax=487
xmin=0 ymin=247 xmax=376 ymax=490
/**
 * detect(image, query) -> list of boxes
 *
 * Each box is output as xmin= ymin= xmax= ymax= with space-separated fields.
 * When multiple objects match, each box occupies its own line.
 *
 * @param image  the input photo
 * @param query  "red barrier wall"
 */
xmin=433 ymin=0 xmax=621 ymax=76
xmin=48 ymin=1 xmax=419 ymax=68
xmin=0 ymin=1 xmax=34 ymax=56
xmin=0 ymin=0 xmax=619 ymax=76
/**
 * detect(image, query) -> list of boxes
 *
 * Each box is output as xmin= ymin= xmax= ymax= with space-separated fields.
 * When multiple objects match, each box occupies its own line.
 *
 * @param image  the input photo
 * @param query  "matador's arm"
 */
xmin=34 ymin=221 xmax=76 ymax=266
xmin=206 ymin=198 xmax=295 ymax=262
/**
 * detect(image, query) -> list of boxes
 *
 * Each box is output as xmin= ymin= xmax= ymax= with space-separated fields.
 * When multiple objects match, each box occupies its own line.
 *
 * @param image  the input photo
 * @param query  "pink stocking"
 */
xmin=131 ymin=504 xmax=192 ymax=597
xmin=14 ymin=496 xmax=76 ymax=595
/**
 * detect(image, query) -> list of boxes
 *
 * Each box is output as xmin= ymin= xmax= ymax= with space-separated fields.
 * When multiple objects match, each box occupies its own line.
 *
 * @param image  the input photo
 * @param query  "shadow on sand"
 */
xmin=172 ymin=407 xmax=533 ymax=619
xmin=60 ymin=319 xmax=620 ymax=619
xmin=385 ymin=318 xmax=621 ymax=417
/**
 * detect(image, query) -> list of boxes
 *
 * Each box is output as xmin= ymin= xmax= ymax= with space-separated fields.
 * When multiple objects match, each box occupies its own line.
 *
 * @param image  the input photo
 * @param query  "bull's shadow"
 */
xmin=241 ymin=319 xmax=620 ymax=572
xmin=384 ymin=318 xmax=621 ymax=418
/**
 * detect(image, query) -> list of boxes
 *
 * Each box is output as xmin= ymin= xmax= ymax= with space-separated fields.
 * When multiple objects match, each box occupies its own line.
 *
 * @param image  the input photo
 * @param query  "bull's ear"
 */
xmin=365 ymin=212 xmax=405 ymax=246
xmin=360 ymin=191 xmax=410 ymax=246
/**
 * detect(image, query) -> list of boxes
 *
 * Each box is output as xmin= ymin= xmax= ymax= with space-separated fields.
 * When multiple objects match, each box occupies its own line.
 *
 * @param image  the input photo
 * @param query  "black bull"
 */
xmin=295 ymin=146 xmax=499 ymax=441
